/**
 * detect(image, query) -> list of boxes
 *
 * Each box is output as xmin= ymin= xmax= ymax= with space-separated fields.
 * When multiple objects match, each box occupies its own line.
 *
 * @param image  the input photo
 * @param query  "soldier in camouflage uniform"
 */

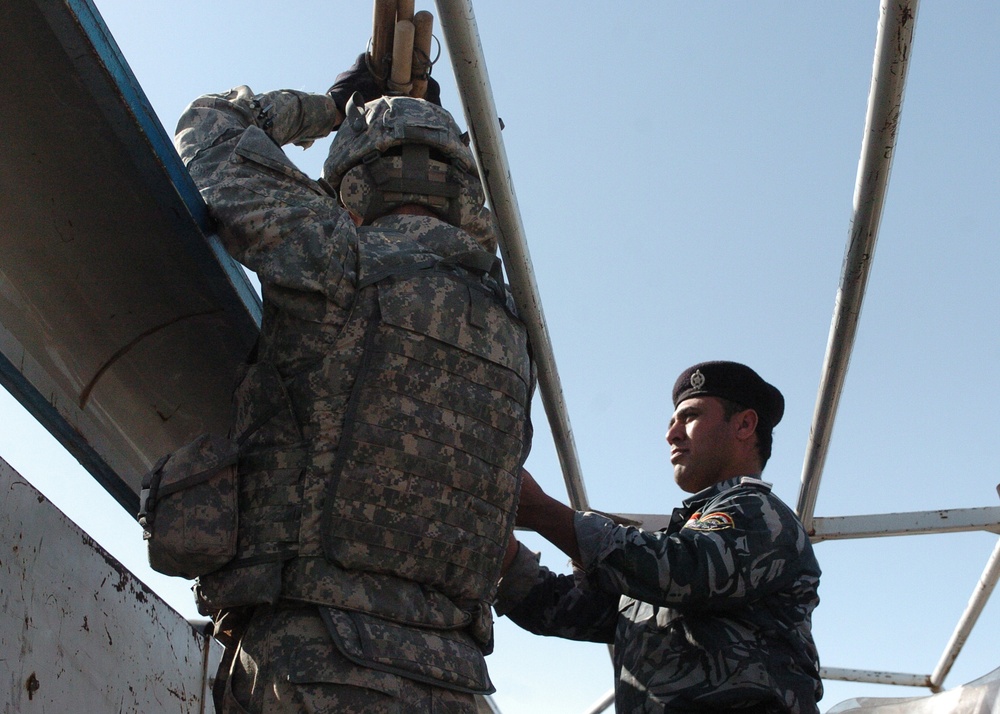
xmin=497 ymin=361 xmax=821 ymax=713
xmin=173 ymin=58 xmax=533 ymax=713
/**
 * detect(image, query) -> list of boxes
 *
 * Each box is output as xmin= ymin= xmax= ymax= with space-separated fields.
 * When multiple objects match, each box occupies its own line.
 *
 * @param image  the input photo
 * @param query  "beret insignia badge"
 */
xmin=689 ymin=369 xmax=706 ymax=390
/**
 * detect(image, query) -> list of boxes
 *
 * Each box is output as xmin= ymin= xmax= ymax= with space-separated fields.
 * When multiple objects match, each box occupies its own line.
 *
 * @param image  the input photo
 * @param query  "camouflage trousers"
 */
xmin=218 ymin=605 xmax=478 ymax=713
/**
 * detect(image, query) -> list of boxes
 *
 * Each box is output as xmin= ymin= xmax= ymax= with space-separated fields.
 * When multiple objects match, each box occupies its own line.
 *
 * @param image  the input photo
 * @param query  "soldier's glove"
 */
xmin=328 ymin=53 xmax=443 ymax=114
xmin=422 ymin=76 xmax=442 ymax=107
xmin=327 ymin=53 xmax=383 ymax=116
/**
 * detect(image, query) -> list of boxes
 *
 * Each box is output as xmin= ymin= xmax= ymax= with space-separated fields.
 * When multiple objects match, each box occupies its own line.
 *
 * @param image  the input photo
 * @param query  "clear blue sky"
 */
xmin=2 ymin=2 xmax=998 ymax=712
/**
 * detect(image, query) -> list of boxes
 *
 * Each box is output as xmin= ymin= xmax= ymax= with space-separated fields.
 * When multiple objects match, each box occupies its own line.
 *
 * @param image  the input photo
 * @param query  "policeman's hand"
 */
xmin=517 ymin=469 xmax=549 ymax=511
xmin=327 ymin=53 xmax=383 ymax=115
xmin=501 ymin=533 xmax=520 ymax=576
xmin=516 ymin=468 xmax=555 ymax=531
xmin=516 ymin=468 xmax=582 ymax=563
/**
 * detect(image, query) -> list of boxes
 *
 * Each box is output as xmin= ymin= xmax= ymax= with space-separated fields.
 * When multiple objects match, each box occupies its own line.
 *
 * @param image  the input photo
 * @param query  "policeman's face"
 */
xmin=665 ymin=396 xmax=740 ymax=494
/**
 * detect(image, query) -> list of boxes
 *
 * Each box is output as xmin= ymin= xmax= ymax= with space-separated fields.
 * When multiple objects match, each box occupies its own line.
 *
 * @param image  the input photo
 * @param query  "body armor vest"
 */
xmin=197 ymin=223 xmax=533 ymax=648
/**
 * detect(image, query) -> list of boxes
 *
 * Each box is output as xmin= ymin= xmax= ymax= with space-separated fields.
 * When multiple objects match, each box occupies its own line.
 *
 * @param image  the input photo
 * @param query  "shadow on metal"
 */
xmin=0 ymin=0 xmax=260 ymax=512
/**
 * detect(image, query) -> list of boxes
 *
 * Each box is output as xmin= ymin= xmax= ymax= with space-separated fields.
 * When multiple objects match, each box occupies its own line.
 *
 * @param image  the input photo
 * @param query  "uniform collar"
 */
xmin=681 ymin=474 xmax=759 ymax=508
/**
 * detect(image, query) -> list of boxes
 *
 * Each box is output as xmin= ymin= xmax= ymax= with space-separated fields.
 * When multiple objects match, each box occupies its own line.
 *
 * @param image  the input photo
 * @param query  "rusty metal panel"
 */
xmin=0 ymin=456 xmax=222 ymax=712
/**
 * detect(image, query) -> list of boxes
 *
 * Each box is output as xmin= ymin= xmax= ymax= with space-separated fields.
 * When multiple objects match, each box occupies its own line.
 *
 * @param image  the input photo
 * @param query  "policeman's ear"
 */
xmin=733 ymin=408 xmax=759 ymax=442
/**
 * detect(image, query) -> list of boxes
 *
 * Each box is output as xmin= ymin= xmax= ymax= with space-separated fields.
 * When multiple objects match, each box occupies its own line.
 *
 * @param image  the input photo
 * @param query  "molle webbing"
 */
xmin=201 ymin=228 xmax=533 ymax=625
xmin=232 ymin=447 xmax=309 ymax=566
xmin=359 ymin=145 xmax=462 ymax=224
xmin=319 ymin=263 xmax=531 ymax=604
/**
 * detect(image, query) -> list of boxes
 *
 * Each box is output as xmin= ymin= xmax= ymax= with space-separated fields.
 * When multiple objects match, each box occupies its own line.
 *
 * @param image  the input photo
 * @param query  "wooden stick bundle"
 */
xmin=370 ymin=0 xmax=435 ymax=98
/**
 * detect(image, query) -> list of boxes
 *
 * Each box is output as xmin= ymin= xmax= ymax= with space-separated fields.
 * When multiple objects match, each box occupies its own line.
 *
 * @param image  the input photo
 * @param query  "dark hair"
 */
xmin=719 ymin=398 xmax=773 ymax=470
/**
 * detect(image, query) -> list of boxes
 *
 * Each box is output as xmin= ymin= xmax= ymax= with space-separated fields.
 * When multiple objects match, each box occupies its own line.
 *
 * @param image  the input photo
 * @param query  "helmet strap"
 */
xmin=352 ymin=147 xmax=462 ymax=223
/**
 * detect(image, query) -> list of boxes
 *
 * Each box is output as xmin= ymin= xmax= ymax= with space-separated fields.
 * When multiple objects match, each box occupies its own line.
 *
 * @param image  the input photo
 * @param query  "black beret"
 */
xmin=672 ymin=361 xmax=784 ymax=428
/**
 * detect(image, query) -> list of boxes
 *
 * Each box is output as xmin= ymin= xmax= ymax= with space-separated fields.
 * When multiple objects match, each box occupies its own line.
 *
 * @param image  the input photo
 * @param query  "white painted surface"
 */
xmin=0 ymin=457 xmax=221 ymax=713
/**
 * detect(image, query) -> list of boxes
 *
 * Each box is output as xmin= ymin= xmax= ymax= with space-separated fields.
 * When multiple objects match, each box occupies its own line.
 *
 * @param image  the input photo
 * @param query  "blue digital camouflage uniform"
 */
xmin=174 ymin=87 xmax=533 ymax=713
xmin=496 ymin=476 xmax=822 ymax=713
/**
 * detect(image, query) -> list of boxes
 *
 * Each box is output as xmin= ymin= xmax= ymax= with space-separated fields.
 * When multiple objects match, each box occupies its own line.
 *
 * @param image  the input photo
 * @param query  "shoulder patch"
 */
xmin=683 ymin=511 xmax=735 ymax=532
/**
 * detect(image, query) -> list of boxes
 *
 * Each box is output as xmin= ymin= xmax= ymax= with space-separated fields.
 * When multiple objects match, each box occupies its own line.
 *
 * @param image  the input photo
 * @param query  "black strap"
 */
xmin=357 ymin=255 xmax=438 ymax=290
xmin=211 ymin=608 xmax=252 ymax=713
xmin=320 ymin=309 xmax=382 ymax=559
xmin=438 ymin=250 xmax=501 ymax=278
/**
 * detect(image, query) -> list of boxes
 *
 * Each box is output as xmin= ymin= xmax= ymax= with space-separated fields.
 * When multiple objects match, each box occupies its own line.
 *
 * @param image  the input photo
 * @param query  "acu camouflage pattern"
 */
xmin=322 ymin=607 xmax=493 ymax=692
xmin=498 ymin=477 xmax=822 ymax=713
xmin=317 ymin=223 xmax=530 ymax=606
xmin=323 ymin=94 xmax=478 ymax=190
xmin=173 ymin=86 xmax=532 ymax=695
xmin=138 ymin=432 xmax=239 ymax=579
xmin=222 ymin=606 xmax=479 ymax=713
xmin=324 ymin=95 xmax=498 ymax=251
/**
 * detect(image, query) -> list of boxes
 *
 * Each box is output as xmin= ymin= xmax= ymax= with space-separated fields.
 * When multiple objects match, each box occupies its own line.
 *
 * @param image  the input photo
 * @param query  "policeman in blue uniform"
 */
xmin=497 ymin=361 xmax=822 ymax=713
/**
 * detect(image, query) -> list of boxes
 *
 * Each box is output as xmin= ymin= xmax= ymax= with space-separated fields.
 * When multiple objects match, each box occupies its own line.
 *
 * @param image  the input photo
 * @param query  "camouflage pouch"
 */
xmin=194 ymin=561 xmax=284 ymax=614
xmin=138 ymin=432 xmax=239 ymax=579
xmin=319 ymin=607 xmax=494 ymax=695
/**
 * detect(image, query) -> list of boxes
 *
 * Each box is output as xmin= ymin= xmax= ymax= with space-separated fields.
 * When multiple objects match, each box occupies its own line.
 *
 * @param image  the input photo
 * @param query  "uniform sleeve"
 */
xmin=576 ymin=490 xmax=812 ymax=610
xmin=174 ymin=86 xmax=356 ymax=308
xmin=494 ymin=542 xmax=617 ymax=644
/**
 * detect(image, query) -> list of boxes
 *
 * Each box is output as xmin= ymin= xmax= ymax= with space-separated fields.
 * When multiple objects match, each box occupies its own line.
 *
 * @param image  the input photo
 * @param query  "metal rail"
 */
xmin=930 ymin=537 xmax=1000 ymax=692
xmin=434 ymin=0 xmax=589 ymax=510
xmin=810 ymin=507 xmax=1000 ymax=542
xmin=435 ymin=0 xmax=1000 ymax=706
xmin=821 ymin=667 xmax=931 ymax=689
xmin=616 ymin=507 xmax=1000 ymax=541
xmin=796 ymin=0 xmax=919 ymax=530
xmin=582 ymin=688 xmax=615 ymax=714
xmin=822 ymin=538 xmax=1000 ymax=693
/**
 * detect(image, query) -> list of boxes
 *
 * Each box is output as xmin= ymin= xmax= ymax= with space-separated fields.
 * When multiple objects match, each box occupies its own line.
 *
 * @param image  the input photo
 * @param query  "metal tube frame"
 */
xmin=821 ymin=667 xmax=932 ymax=689
xmin=434 ymin=0 xmax=589 ymax=510
xmin=821 ymin=537 xmax=1000 ymax=694
xmin=930 ymin=537 xmax=1000 ymax=692
xmin=616 ymin=507 xmax=1000 ymax=542
xmin=582 ymin=689 xmax=615 ymax=714
xmin=434 ymin=0 xmax=1000 ymax=706
xmin=810 ymin=507 xmax=1000 ymax=542
xmin=796 ymin=0 xmax=919 ymax=529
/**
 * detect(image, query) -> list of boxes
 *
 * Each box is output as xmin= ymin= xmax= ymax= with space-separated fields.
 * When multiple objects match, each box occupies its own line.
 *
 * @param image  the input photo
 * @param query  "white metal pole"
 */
xmin=929 ymin=537 xmax=1000 ymax=692
xmin=810 ymin=506 xmax=1000 ymax=542
xmin=820 ymin=667 xmax=931 ymax=689
xmin=797 ymin=0 xmax=919 ymax=529
xmin=582 ymin=688 xmax=616 ymax=714
xmin=434 ymin=0 xmax=589 ymax=509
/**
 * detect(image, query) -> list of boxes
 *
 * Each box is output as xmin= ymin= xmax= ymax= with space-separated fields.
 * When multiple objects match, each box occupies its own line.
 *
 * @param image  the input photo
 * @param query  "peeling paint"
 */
xmin=3 ymin=459 xmax=222 ymax=711
xmin=26 ymin=672 xmax=40 ymax=700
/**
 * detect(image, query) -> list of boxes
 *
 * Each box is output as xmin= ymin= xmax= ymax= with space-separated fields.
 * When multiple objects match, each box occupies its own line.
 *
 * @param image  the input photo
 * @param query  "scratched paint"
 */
xmin=0 ymin=458 xmax=222 ymax=712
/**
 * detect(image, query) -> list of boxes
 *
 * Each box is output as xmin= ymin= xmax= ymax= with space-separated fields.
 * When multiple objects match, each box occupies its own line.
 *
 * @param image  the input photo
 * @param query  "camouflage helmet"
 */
xmin=322 ymin=93 xmax=497 ymax=250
